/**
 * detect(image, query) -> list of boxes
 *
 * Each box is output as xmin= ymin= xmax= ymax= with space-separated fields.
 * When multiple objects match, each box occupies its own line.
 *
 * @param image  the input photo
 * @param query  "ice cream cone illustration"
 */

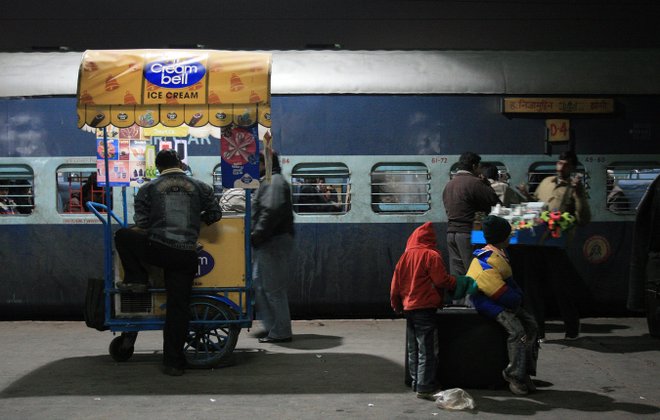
xmin=124 ymin=90 xmax=137 ymax=105
xmin=83 ymin=61 xmax=98 ymax=72
xmin=249 ymin=90 xmax=261 ymax=103
xmin=166 ymin=96 xmax=178 ymax=105
xmin=230 ymin=73 xmax=245 ymax=92
xmin=146 ymin=83 xmax=160 ymax=92
xmin=80 ymin=90 xmax=94 ymax=105
xmin=105 ymin=75 xmax=120 ymax=91
xmin=208 ymin=91 xmax=221 ymax=103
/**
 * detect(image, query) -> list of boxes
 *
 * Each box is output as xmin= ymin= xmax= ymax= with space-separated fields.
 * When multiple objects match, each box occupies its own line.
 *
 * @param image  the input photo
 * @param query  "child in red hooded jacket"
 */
xmin=391 ymin=222 xmax=477 ymax=400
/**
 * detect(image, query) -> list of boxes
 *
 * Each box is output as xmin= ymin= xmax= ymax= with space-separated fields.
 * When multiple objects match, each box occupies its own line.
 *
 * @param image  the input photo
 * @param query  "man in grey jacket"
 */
xmin=115 ymin=149 xmax=222 ymax=375
xmin=251 ymin=151 xmax=295 ymax=343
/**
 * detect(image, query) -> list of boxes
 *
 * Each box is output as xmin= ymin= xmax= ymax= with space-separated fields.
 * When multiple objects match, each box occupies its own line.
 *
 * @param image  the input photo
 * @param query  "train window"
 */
xmin=371 ymin=162 xmax=430 ymax=214
xmin=526 ymin=161 xmax=590 ymax=194
xmin=213 ymin=164 xmax=247 ymax=214
xmin=0 ymin=165 xmax=34 ymax=215
xmin=606 ymin=162 xmax=660 ymax=215
xmin=291 ymin=163 xmax=351 ymax=214
xmin=56 ymin=165 xmax=112 ymax=213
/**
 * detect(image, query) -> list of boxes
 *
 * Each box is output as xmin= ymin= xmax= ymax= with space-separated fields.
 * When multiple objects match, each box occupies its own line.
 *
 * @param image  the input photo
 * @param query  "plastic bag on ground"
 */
xmin=434 ymin=388 xmax=476 ymax=410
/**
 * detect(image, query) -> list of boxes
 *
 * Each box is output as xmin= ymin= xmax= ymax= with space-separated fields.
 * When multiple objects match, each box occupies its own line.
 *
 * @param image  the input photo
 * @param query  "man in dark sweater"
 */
xmin=442 ymin=152 xmax=500 ymax=276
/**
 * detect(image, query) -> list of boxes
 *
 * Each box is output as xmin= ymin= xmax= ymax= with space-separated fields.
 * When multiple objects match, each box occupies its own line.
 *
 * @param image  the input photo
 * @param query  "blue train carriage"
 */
xmin=269 ymin=50 xmax=660 ymax=319
xmin=72 ymin=49 xmax=272 ymax=366
xmin=1 ymin=50 xmax=660 ymax=324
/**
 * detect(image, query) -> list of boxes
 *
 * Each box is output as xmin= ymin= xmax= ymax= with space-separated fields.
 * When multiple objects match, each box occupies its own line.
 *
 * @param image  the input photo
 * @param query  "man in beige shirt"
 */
xmin=533 ymin=153 xmax=591 ymax=226
xmin=514 ymin=151 xmax=591 ymax=341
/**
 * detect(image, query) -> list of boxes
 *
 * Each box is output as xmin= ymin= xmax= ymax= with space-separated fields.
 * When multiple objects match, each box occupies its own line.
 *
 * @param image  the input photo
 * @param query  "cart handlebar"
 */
xmin=86 ymin=201 xmax=127 ymax=228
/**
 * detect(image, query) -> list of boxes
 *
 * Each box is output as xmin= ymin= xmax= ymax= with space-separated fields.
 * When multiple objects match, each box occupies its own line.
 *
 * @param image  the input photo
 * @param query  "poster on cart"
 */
xmin=219 ymin=123 xmax=261 ymax=189
xmin=96 ymin=125 xmax=153 ymax=187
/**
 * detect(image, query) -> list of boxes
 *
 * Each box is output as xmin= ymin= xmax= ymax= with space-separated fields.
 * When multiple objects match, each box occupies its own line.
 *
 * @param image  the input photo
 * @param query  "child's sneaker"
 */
xmin=502 ymin=370 xmax=529 ymax=396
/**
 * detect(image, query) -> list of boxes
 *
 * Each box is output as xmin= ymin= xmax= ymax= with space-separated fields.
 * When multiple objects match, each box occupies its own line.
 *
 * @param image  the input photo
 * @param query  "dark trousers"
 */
xmin=405 ymin=308 xmax=438 ymax=393
xmin=115 ymin=228 xmax=198 ymax=369
xmin=509 ymin=246 xmax=581 ymax=338
xmin=495 ymin=309 xmax=539 ymax=381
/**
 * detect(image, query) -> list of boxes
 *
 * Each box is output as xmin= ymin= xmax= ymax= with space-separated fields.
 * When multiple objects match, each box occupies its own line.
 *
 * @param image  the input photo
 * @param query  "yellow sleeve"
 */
xmin=466 ymin=254 xmax=509 ymax=298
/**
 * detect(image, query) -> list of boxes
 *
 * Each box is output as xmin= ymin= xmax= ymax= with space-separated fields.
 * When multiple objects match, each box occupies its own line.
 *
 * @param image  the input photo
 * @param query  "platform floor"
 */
xmin=0 ymin=317 xmax=659 ymax=419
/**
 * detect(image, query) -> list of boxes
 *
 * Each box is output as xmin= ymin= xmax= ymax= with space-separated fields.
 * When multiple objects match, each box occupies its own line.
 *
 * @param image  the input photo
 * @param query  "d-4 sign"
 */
xmin=546 ymin=119 xmax=570 ymax=142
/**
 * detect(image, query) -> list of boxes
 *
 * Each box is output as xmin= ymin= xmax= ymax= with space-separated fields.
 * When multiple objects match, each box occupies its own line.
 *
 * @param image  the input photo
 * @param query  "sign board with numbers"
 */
xmin=546 ymin=119 xmax=570 ymax=142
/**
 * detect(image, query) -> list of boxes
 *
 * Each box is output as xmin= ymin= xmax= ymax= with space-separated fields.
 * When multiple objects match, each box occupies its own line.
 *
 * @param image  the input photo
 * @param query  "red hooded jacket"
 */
xmin=390 ymin=222 xmax=456 ymax=312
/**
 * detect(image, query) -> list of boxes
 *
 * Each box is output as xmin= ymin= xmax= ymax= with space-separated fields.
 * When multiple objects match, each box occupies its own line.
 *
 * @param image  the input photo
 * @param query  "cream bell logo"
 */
xmin=145 ymin=58 xmax=206 ymax=89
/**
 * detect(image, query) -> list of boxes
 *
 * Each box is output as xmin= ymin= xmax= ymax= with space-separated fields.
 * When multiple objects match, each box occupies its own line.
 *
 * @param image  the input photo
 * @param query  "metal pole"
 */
xmin=102 ymin=127 xmax=113 ymax=323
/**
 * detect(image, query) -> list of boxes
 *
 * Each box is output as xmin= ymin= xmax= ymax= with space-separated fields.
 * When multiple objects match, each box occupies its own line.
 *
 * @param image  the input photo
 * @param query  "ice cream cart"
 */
xmin=77 ymin=49 xmax=271 ymax=367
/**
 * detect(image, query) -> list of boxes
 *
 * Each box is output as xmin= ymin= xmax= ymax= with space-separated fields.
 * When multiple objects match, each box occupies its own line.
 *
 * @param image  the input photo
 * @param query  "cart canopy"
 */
xmin=76 ymin=49 xmax=271 ymax=129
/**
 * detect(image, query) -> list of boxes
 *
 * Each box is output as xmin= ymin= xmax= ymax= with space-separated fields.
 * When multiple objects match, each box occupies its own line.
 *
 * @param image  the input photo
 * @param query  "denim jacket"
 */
xmin=134 ymin=168 xmax=222 ymax=251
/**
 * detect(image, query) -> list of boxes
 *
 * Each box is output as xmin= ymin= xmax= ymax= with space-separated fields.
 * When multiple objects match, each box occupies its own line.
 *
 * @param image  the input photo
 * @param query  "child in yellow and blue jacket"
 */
xmin=466 ymin=215 xmax=539 ymax=396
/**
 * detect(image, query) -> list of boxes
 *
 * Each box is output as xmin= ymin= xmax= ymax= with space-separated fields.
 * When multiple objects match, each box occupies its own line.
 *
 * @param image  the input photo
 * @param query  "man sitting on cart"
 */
xmin=115 ymin=149 xmax=223 ymax=376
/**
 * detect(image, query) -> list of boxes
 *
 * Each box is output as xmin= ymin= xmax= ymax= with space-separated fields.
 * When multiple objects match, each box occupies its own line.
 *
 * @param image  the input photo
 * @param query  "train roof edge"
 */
xmin=1 ymin=49 xmax=660 ymax=97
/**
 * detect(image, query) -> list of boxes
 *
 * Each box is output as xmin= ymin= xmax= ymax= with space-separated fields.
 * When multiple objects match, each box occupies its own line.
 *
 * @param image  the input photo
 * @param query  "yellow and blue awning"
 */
xmin=76 ymin=49 xmax=271 ymax=129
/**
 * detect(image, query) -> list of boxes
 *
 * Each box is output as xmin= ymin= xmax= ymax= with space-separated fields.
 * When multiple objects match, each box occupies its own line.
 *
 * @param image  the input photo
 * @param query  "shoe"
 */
xmin=162 ymin=366 xmax=184 ymax=376
xmin=416 ymin=391 xmax=436 ymax=401
xmin=116 ymin=282 xmax=149 ymax=293
xmin=258 ymin=336 xmax=292 ymax=343
xmin=565 ymin=322 xmax=581 ymax=340
xmin=524 ymin=375 xmax=537 ymax=392
xmin=502 ymin=370 xmax=529 ymax=396
xmin=250 ymin=329 xmax=269 ymax=339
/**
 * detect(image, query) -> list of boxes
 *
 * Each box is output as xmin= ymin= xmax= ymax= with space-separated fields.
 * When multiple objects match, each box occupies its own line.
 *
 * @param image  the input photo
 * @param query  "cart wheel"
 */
xmin=186 ymin=297 xmax=240 ymax=368
xmin=109 ymin=332 xmax=137 ymax=362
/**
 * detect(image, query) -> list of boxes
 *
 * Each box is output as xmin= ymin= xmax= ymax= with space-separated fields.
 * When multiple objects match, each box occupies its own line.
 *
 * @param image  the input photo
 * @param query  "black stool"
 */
xmin=404 ymin=306 xmax=508 ymax=389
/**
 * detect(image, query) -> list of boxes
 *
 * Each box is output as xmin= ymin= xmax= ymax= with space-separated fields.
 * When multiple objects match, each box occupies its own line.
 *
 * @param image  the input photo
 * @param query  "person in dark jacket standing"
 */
xmin=629 ymin=173 xmax=660 ymax=336
xmin=391 ymin=222 xmax=477 ymax=400
xmin=115 ymin=149 xmax=222 ymax=376
xmin=442 ymin=152 xmax=501 ymax=276
xmin=251 ymin=151 xmax=295 ymax=343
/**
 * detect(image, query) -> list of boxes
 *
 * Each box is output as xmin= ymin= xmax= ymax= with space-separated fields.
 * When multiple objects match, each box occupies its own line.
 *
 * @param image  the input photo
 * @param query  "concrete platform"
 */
xmin=0 ymin=317 xmax=659 ymax=419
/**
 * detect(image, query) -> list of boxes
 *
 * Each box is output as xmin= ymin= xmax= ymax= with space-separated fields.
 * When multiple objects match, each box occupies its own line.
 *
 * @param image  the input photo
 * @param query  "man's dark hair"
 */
xmin=478 ymin=162 xmax=499 ymax=181
xmin=456 ymin=152 xmax=481 ymax=171
xmin=558 ymin=150 xmax=578 ymax=167
xmin=155 ymin=149 xmax=181 ymax=169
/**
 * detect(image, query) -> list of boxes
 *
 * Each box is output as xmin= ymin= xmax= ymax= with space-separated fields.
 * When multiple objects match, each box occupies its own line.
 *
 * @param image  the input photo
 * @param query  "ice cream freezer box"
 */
xmin=114 ymin=216 xmax=248 ymax=316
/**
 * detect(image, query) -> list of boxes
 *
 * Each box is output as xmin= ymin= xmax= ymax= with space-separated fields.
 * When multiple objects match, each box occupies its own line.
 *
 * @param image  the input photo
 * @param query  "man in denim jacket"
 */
xmin=115 ymin=149 xmax=222 ymax=376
